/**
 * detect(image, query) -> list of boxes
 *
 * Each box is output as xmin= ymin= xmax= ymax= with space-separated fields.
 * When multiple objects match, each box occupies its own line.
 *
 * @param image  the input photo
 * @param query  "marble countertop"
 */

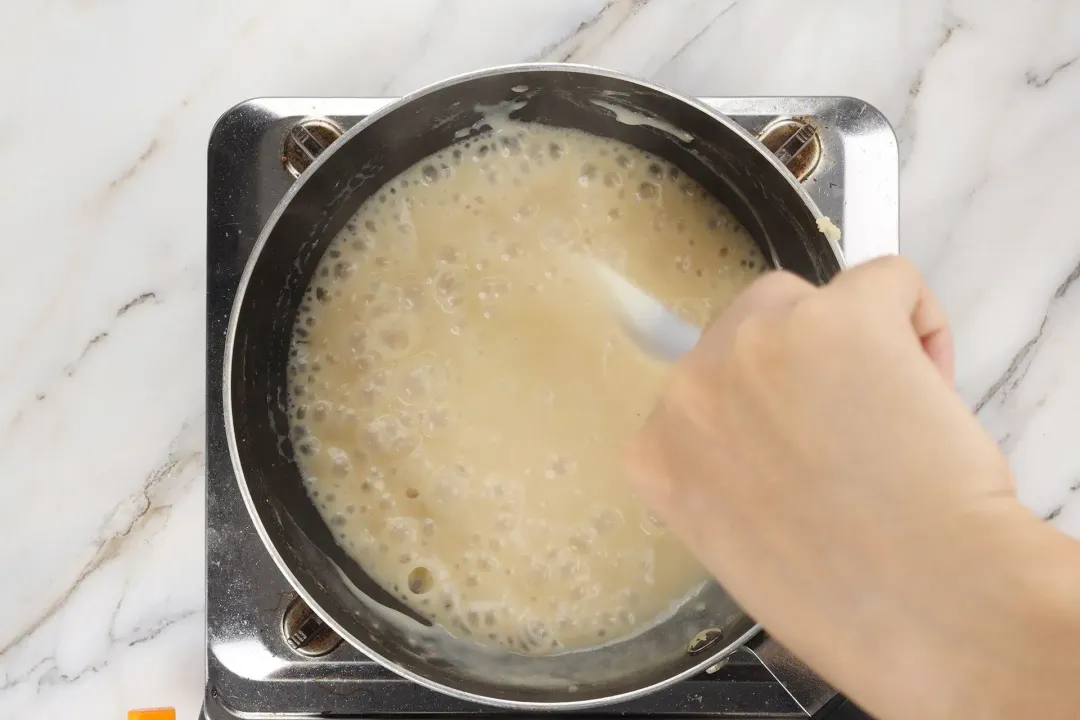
xmin=2 ymin=0 xmax=1078 ymax=717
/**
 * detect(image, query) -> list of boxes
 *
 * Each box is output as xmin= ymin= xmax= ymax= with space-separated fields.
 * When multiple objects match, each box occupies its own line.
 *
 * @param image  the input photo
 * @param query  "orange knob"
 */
xmin=128 ymin=709 xmax=175 ymax=720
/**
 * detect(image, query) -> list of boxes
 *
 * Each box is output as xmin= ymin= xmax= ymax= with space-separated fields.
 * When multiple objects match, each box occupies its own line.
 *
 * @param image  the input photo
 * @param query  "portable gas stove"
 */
xmin=204 ymin=96 xmax=898 ymax=719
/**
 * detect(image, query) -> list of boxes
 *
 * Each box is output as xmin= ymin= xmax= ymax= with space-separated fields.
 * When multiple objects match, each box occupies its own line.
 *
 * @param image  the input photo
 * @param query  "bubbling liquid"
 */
xmin=288 ymin=121 xmax=766 ymax=655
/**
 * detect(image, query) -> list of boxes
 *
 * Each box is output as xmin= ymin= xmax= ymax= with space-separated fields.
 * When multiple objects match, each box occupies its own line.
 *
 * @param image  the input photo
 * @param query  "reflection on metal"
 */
xmin=282 ymin=118 xmax=342 ymax=177
xmin=758 ymin=118 xmax=821 ymax=181
xmin=687 ymin=627 xmax=724 ymax=655
xmin=746 ymin=632 xmax=838 ymax=716
xmin=282 ymin=595 xmax=342 ymax=657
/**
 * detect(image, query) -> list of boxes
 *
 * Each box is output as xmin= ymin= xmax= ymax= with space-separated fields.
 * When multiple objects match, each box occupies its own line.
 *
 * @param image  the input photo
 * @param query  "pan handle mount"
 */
xmin=745 ymin=631 xmax=838 ymax=717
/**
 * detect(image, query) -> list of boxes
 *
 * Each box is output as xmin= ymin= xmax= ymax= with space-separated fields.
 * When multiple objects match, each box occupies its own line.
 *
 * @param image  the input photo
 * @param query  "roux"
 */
xmin=287 ymin=121 xmax=765 ymax=654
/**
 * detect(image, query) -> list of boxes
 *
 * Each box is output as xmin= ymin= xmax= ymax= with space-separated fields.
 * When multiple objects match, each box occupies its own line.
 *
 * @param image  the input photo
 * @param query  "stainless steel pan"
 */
xmin=225 ymin=63 xmax=844 ymax=713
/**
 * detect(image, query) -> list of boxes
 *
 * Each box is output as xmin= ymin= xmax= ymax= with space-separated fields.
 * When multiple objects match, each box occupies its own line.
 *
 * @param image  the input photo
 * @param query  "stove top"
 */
xmin=204 ymin=96 xmax=898 ymax=719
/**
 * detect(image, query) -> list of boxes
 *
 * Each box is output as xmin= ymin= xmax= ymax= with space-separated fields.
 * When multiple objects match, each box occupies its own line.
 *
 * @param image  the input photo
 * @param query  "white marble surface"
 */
xmin=1 ymin=0 xmax=1078 ymax=717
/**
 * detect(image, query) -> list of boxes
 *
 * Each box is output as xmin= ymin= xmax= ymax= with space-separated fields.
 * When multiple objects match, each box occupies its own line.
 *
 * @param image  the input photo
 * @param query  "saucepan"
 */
xmin=224 ymin=63 xmax=844 ymax=713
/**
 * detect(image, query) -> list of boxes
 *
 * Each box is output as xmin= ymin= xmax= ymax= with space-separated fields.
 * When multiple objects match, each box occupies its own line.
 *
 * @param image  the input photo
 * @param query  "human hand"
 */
xmin=625 ymin=257 xmax=1080 ymax=720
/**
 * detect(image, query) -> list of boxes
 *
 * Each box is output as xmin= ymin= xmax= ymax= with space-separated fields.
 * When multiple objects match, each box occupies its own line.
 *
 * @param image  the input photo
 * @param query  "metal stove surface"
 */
xmin=205 ymin=97 xmax=898 ymax=719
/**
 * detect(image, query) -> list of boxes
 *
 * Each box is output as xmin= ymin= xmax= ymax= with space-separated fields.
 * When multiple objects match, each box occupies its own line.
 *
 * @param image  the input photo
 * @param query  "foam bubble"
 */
xmin=327 ymin=446 xmax=351 ymax=476
xmin=569 ymin=527 xmax=597 ymax=554
xmin=438 ymin=244 xmax=461 ymax=264
xmin=499 ymin=135 xmax=523 ymax=156
xmin=591 ymin=509 xmax=617 ymax=534
xmin=421 ymin=405 xmax=452 ymax=436
xmin=544 ymin=455 xmax=577 ymax=479
xmin=367 ymin=312 xmax=423 ymax=360
xmin=636 ymin=181 xmax=659 ymax=200
xmin=495 ymin=512 xmax=516 ymax=532
xmin=512 ymin=204 xmax=537 ymax=222
xmin=379 ymin=492 xmax=396 ymax=511
xmin=407 ymin=565 xmax=435 ymax=594
xmin=578 ymin=163 xmax=598 ymax=186
xmin=310 ymin=401 xmax=330 ymax=423
xmin=499 ymin=242 xmax=524 ymax=261
xmin=479 ymin=276 xmax=511 ymax=302
xmin=431 ymin=265 xmax=466 ymax=310
xmin=420 ymin=164 xmax=440 ymax=185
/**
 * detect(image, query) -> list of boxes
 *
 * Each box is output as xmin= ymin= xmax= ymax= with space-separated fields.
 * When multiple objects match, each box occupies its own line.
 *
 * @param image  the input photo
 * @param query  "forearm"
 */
xmin=863 ymin=508 xmax=1080 ymax=720
xmin=973 ymin=515 xmax=1080 ymax=720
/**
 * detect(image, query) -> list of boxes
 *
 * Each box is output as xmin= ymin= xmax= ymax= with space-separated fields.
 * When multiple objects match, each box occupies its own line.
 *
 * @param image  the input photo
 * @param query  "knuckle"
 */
xmin=729 ymin=311 xmax=772 ymax=356
xmin=749 ymin=268 xmax=813 ymax=297
xmin=728 ymin=312 xmax=784 ymax=378
xmin=857 ymin=254 xmax=922 ymax=287
xmin=664 ymin=355 xmax=731 ymax=433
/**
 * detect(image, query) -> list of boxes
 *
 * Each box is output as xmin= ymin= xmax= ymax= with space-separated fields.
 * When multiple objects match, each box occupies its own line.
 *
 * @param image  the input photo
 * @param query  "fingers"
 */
xmin=826 ymin=257 xmax=955 ymax=385
xmin=693 ymin=270 xmax=816 ymax=360
xmin=627 ymin=258 xmax=955 ymax=508
xmin=627 ymin=271 xmax=814 ymax=505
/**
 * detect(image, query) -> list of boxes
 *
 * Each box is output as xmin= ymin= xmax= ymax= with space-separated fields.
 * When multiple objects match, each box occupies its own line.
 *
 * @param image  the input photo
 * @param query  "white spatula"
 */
xmin=590 ymin=260 xmax=702 ymax=362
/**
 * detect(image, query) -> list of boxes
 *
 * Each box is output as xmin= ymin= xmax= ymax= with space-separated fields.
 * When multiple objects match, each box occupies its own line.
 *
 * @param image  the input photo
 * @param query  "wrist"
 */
xmin=856 ymin=503 xmax=1080 ymax=720
xmin=949 ymin=506 xmax=1080 ymax=719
